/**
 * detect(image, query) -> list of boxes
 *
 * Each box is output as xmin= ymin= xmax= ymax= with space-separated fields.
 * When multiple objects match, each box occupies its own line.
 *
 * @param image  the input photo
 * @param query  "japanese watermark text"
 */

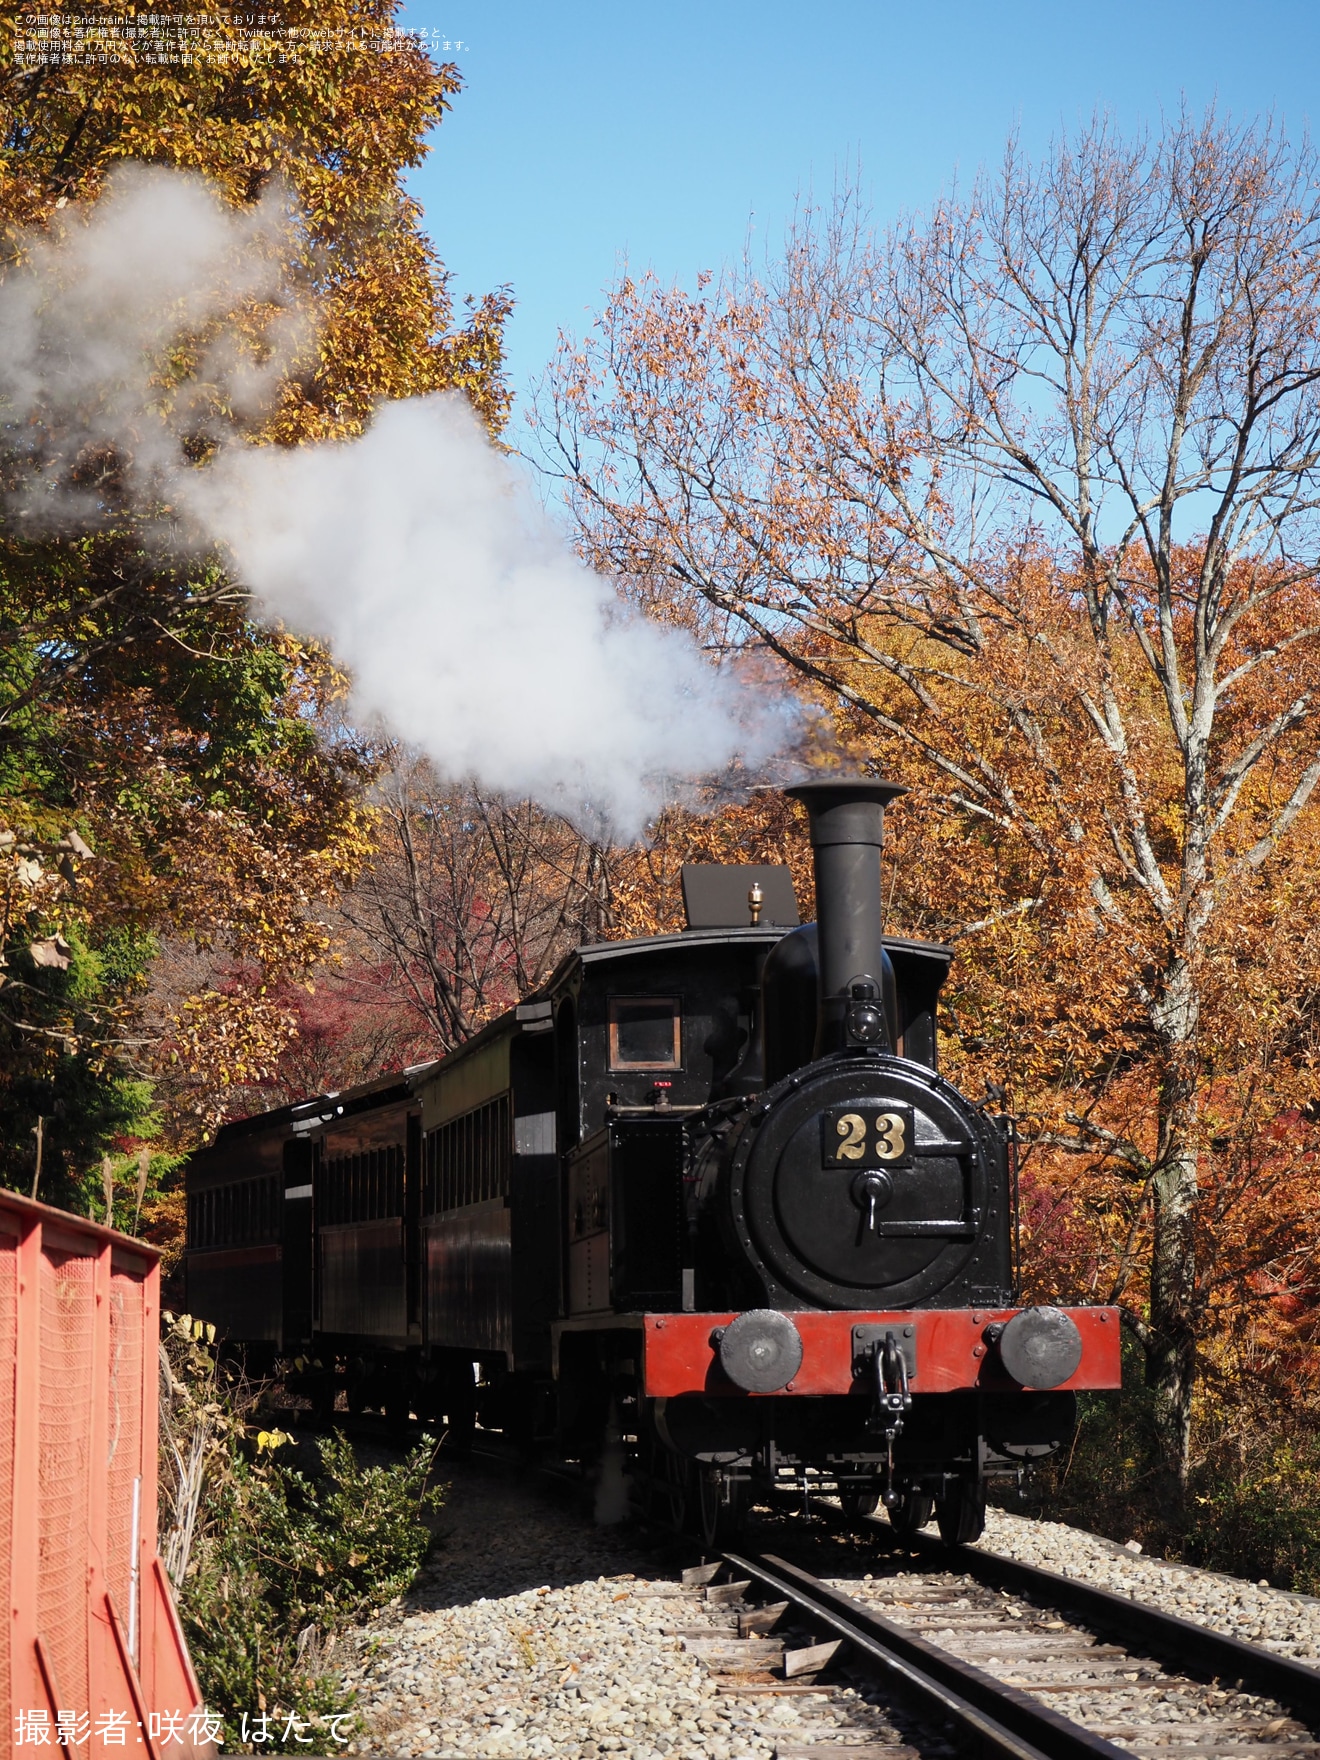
xmin=13 ymin=15 xmax=468 ymax=69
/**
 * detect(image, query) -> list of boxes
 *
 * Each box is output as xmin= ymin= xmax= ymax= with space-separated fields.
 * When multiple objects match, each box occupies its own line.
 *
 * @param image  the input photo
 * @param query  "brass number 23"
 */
xmin=874 ymin=1111 xmax=907 ymax=1160
xmin=835 ymin=1114 xmax=867 ymax=1160
xmin=835 ymin=1111 xmax=907 ymax=1162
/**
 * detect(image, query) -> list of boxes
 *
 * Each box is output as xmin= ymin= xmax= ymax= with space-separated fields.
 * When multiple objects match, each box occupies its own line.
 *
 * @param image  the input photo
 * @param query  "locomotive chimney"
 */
xmin=785 ymin=777 xmax=907 ymax=1058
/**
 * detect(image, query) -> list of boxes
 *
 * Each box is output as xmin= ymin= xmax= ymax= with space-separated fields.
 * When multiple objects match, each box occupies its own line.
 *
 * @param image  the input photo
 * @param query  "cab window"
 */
xmin=608 ymin=996 xmax=681 ymax=1070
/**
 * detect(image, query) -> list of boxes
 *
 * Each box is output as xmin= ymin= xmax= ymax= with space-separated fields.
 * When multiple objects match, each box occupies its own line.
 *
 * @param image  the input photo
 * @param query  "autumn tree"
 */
xmin=539 ymin=111 xmax=1320 ymax=1504
xmin=329 ymin=761 xmax=618 ymax=1059
xmin=0 ymin=1 xmax=510 ymax=1192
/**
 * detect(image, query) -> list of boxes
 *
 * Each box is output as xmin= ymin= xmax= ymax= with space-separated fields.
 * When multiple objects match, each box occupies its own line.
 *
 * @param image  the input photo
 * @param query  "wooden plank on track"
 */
xmin=682 ymin=1562 xmax=724 ymax=1586
xmin=716 ymin=1681 xmax=837 ymax=1696
xmin=740 ymin=1600 xmax=791 ymax=1634
xmin=773 ymin=1747 xmax=924 ymax=1759
xmin=784 ymin=1638 xmax=843 ymax=1678
xmin=706 ymin=1578 xmax=752 ymax=1605
xmin=682 ymin=1636 xmax=786 ymax=1666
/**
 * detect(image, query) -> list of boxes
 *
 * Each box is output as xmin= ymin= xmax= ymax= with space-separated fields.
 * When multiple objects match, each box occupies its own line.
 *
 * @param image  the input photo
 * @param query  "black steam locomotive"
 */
xmin=184 ymin=780 xmax=1119 ymax=1546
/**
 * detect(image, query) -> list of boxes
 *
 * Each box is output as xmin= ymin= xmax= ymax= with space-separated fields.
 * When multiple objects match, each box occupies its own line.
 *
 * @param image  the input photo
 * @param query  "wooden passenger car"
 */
xmin=183 ymin=918 xmax=793 ymax=1414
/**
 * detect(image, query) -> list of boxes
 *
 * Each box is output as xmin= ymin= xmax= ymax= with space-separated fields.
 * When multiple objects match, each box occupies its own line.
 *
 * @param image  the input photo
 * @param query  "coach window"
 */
xmin=608 ymin=996 xmax=681 ymax=1071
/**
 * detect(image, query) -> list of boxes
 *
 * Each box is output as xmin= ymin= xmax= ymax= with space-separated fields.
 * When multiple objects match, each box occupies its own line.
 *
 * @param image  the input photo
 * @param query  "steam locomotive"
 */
xmin=184 ymin=779 xmax=1120 ymax=1546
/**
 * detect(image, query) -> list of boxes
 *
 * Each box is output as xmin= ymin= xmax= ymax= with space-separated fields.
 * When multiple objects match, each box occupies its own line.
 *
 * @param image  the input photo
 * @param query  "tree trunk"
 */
xmin=1147 ymin=1145 xmax=1198 ymax=1514
xmin=1147 ymin=961 xmax=1201 ymax=1516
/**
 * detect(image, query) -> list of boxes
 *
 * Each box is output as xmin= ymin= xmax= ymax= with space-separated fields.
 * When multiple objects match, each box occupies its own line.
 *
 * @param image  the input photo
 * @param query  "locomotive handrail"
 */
xmin=868 ymin=1217 xmax=979 ymax=1236
xmin=604 ymin=1102 xmax=705 ymax=1115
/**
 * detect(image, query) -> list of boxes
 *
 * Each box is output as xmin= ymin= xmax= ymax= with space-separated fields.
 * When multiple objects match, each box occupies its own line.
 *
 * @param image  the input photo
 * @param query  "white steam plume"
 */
xmin=0 ymin=166 xmax=790 ymax=835
xmin=185 ymin=398 xmax=784 ymax=830
xmin=0 ymin=165 xmax=295 ymax=515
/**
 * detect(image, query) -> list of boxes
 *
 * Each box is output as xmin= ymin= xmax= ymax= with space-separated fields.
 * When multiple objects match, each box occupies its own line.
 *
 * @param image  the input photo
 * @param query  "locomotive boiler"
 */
xmin=184 ymin=778 xmax=1120 ymax=1547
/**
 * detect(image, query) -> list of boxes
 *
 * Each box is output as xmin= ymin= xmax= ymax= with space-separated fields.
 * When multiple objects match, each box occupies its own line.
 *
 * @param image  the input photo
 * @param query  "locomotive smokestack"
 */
xmin=785 ymin=777 xmax=907 ymax=1057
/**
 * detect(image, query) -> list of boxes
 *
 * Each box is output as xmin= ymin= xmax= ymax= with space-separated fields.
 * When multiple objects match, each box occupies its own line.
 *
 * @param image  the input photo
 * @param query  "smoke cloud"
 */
xmin=0 ymin=166 xmax=295 ymax=517
xmin=0 ymin=166 xmax=790 ymax=834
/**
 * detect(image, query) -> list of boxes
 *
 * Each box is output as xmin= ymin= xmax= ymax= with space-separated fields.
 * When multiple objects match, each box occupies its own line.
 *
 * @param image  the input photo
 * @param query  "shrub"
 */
xmin=160 ymin=1317 xmax=442 ymax=1753
xmin=225 ymin=1430 xmax=441 ymax=1633
xmin=1013 ymin=1333 xmax=1320 ymax=1591
xmin=1183 ymin=1435 xmax=1320 ymax=1594
xmin=1013 ymin=1336 xmax=1172 ymax=1547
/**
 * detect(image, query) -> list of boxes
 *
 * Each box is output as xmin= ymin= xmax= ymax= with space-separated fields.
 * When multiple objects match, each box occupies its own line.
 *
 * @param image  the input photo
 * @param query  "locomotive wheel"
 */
xmin=887 ymin=1490 xmax=934 ymax=1540
xmin=642 ymin=1434 xmax=692 ymax=1535
xmin=384 ymin=1364 xmax=412 ymax=1439
xmin=697 ymin=1469 xmax=746 ymax=1550
xmin=659 ymin=1447 xmax=693 ymax=1536
xmin=839 ymin=1481 xmax=882 ymax=1522
xmin=934 ymin=1480 xmax=986 ymax=1546
xmin=442 ymin=1364 xmax=477 ymax=1459
xmin=346 ymin=1356 xmax=370 ymax=1417
xmin=310 ymin=1362 xmax=337 ymax=1426
xmin=444 ymin=1399 xmax=476 ymax=1459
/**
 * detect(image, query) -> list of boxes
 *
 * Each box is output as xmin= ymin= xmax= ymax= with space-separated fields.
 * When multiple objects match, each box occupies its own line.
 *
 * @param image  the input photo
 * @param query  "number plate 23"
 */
xmin=822 ymin=1105 xmax=915 ymax=1168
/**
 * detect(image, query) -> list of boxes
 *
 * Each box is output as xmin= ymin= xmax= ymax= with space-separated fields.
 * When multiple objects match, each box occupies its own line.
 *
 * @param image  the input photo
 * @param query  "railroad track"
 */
xmin=669 ymin=1543 xmax=1320 ymax=1758
xmin=366 ymin=1429 xmax=1320 ymax=1755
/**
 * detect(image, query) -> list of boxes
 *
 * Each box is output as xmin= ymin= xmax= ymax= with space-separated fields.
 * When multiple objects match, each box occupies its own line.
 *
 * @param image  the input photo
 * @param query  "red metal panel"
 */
xmin=85 ymin=1240 xmax=114 ymax=1752
xmin=11 ymin=1210 xmax=44 ymax=1724
xmin=0 ymin=1190 xmax=214 ymax=1754
xmin=0 ymin=1221 xmax=16 ymax=1743
xmin=642 ymin=1306 xmax=1122 ymax=1397
xmin=144 ymin=1558 xmax=209 ymax=1745
xmin=38 ymin=1245 xmax=96 ymax=1739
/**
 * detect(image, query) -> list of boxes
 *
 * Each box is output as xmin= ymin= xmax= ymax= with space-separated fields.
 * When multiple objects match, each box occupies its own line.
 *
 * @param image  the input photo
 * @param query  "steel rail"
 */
xmin=907 ymin=1531 xmax=1320 ymax=1727
xmin=722 ymin=1548 xmax=1132 ymax=1760
xmin=792 ymin=1490 xmax=1320 ymax=1730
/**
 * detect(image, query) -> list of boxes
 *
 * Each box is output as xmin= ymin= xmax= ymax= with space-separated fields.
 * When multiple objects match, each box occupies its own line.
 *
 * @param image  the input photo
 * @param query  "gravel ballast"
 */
xmin=333 ymin=1463 xmax=1320 ymax=1756
xmin=339 ymin=1462 xmax=903 ymax=1758
xmin=976 ymin=1505 xmax=1320 ymax=1661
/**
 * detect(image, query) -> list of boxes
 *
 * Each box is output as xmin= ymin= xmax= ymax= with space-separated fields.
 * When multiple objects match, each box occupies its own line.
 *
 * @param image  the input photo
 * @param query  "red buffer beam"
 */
xmin=641 ymin=1307 xmax=1122 ymax=1398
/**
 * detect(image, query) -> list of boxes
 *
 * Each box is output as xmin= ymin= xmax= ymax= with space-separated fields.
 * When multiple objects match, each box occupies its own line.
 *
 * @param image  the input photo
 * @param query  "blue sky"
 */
xmin=396 ymin=0 xmax=1320 ymax=409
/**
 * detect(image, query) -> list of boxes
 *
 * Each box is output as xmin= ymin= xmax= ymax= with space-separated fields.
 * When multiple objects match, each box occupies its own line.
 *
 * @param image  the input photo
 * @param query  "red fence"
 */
xmin=0 ymin=1190 xmax=214 ymax=1759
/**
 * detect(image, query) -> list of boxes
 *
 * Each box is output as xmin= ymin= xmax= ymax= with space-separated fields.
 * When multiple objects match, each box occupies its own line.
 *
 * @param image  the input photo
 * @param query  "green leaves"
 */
xmin=1 ymin=0 xmax=510 ymax=1173
xmin=238 ymin=1430 xmax=441 ymax=1630
xmin=179 ymin=1424 xmax=441 ymax=1750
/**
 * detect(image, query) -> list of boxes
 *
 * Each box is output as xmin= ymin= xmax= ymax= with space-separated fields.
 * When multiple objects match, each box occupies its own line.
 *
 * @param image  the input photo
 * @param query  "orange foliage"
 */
xmin=542 ymin=114 xmax=1320 ymax=1485
xmin=0 ymin=2 xmax=511 ymax=1152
